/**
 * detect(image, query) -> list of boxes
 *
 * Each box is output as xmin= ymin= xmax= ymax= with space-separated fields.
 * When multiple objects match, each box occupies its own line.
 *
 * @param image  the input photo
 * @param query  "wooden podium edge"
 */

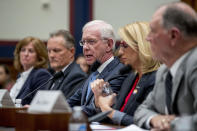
xmin=0 ymin=107 xmax=27 ymax=127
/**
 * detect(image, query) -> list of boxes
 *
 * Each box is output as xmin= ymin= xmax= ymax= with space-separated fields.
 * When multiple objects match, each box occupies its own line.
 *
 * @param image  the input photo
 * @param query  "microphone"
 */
xmin=22 ymin=71 xmax=63 ymax=102
xmin=90 ymin=60 xmax=101 ymax=72
xmin=50 ymin=71 xmax=64 ymax=80
xmin=88 ymin=110 xmax=112 ymax=123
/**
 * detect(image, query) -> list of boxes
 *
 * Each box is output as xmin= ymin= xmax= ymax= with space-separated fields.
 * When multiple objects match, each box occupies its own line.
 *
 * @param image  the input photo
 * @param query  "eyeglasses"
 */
xmin=119 ymin=41 xmax=129 ymax=48
xmin=79 ymin=38 xmax=108 ymax=46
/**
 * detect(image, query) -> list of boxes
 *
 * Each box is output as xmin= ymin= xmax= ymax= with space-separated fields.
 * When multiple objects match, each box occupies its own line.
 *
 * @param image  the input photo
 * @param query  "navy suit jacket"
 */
xmin=16 ymin=68 xmax=51 ymax=105
xmin=113 ymin=71 xmax=156 ymax=126
xmin=68 ymin=57 xmax=128 ymax=117
xmin=45 ymin=62 xmax=87 ymax=99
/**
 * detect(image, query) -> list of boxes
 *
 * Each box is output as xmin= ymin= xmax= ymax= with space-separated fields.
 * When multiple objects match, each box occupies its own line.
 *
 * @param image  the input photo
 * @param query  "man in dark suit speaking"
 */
xmin=134 ymin=2 xmax=197 ymax=131
xmin=46 ymin=30 xmax=87 ymax=98
xmin=67 ymin=20 xmax=127 ymax=117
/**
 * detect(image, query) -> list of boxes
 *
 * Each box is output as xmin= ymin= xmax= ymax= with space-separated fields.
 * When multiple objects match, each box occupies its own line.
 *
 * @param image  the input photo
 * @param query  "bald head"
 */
xmin=175 ymin=2 xmax=197 ymax=17
xmin=147 ymin=2 xmax=197 ymax=67
xmin=156 ymin=2 xmax=197 ymax=38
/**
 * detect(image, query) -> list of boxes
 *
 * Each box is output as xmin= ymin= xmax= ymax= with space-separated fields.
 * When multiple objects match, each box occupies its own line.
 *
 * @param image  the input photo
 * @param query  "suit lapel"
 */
xmin=98 ymin=58 xmax=119 ymax=80
xmin=86 ymin=90 xmax=94 ymax=105
xmin=58 ymin=62 xmax=74 ymax=90
xmin=46 ymin=80 xmax=53 ymax=90
xmin=84 ymin=58 xmax=119 ymax=105
xmin=63 ymin=62 xmax=74 ymax=76
xmin=171 ymin=49 xmax=193 ymax=106
xmin=114 ymin=73 xmax=134 ymax=109
xmin=81 ymin=76 xmax=92 ymax=105
xmin=171 ymin=48 xmax=195 ymax=105
xmin=171 ymin=66 xmax=184 ymax=105
xmin=124 ymin=72 xmax=155 ymax=112
xmin=85 ymin=72 xmax=100 ymax=105
xmin=16 ymin=69 xmax=35 ymax=98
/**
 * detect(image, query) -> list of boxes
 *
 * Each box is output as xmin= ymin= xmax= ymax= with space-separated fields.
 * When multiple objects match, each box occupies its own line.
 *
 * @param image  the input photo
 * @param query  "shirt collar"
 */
xmin=170 ymin=51 xmax=190 ymax=78
xmin=21 ymin=67 xmax=34 ymax=77
xmin=61 ymin=62 xmax=72 ymax=73
xmin=97 ymin=56 xmax=114 ymax=73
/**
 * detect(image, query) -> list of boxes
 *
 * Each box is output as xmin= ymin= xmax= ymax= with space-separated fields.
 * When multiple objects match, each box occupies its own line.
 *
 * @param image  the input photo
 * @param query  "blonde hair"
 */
xmin=14 ymin=36 xmax=48 ymax=72
xmin=118 ymin=22 xmax=160 ymax=74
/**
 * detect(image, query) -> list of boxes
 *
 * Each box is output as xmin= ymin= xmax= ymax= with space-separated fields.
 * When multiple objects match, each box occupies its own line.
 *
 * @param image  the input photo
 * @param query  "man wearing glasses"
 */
xmin=68 ymin=20 xmax=127 ymax=117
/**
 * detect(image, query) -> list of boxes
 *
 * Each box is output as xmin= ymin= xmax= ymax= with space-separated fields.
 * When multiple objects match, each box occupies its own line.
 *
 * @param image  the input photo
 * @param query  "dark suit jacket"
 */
xmin=68 ymin=57 xmax=128 ymax=117
xmin=16 ymin=68 xmax=51 ymax=105
xmin=113 ymin=71 xmax=156 ymax=126
xmin=45 ymin=62 xmax=87 ymax=99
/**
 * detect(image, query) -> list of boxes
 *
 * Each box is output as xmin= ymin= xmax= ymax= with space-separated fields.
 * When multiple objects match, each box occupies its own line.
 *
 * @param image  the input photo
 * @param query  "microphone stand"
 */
xmin=22 ymin=71 xmax=63 ymax=104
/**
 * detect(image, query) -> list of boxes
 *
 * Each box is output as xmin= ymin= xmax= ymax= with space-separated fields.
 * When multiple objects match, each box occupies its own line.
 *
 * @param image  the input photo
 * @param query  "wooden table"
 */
xmin=0 ymin=107 xmax=27 ymax=127
xmin=15 ymin=111 xmax=88 ymax=131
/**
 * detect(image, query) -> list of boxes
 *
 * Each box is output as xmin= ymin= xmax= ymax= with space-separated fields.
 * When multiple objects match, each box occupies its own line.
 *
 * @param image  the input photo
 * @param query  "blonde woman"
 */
xmin=91 ymin=22 xmax=160 ymax=126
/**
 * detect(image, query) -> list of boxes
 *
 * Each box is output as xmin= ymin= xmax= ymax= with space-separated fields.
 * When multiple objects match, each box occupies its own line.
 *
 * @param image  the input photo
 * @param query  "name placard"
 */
xmin=28 ymin=90 xmax=72 ymax=113
xmin=0 ymin=89 xmax=15 ymax=107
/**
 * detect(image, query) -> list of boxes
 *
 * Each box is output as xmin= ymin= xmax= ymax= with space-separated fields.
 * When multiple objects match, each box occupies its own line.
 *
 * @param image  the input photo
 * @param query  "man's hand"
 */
xmin=98 ymin=93 xmax=116 ymax=118
xmin=150 ymin=115 xmax=175 ymax=131
xmin=91 ymin=79 xmax=105 ymax=107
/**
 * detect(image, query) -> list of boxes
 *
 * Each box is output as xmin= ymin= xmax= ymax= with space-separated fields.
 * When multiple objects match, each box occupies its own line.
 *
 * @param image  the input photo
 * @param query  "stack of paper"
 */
xmin=90 ymin=123 xmax=149 ymax=131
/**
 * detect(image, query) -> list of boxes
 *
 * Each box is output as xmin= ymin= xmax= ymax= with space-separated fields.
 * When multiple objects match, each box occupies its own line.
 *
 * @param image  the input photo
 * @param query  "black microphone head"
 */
xmin=53 ymin=71 xmax=64 ymax=80
xmin=22 ymin=71 xmax=63 ymax=102
xmin=90 ymin=60 xmax=101 ymax=72
xmin=119 ymin=64 xmax=132 ymax=75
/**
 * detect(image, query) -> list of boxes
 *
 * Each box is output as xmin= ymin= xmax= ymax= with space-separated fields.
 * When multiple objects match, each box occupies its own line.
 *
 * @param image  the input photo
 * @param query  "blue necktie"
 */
xmin=165 ymin=71 xmax=172 ymax=114
xmin=86 ymin=71 xmax=99 ymax=101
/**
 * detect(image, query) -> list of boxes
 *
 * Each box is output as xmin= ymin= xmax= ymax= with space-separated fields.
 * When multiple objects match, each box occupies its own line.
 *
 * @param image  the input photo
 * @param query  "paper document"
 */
xmin=116 ymin=124 xmax=149 ymax=131
xmin=90 ymin=123 xmax=116 ymax=130
xmin=90 ymin=123 xmax=149 ymax=131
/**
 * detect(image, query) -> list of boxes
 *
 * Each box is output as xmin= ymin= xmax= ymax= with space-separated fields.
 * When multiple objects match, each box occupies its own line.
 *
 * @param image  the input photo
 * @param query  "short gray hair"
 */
xmin=50 ymin=29 xmax=75 ymax=49
xmin=82 ymin=20 xmax=116 ymax=47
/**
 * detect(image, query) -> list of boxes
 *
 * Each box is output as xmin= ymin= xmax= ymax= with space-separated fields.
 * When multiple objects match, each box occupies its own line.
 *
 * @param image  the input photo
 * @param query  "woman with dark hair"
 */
xmin=10 ymin=36 xmax=51 ymax=105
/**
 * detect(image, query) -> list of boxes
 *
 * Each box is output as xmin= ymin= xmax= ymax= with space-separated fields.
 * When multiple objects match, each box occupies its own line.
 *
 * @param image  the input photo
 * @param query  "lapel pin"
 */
xmin=133 ymin=89 xmax=138 ymax=94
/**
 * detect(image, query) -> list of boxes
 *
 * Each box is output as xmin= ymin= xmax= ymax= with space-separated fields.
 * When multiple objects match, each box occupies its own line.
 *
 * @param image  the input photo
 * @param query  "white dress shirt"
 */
xmin=10 ymin=67 xmax=33 ymax=101
xmin=97 ymin=56 xmax=114 ymax=73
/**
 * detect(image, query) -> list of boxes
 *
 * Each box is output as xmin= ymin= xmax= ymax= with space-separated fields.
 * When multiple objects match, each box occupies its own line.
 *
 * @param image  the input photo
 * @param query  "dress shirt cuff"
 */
xmin=145 ymin=115 xmax=157 ymax=129
xmin=112 ymin=110 xmax=125 ymax=125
